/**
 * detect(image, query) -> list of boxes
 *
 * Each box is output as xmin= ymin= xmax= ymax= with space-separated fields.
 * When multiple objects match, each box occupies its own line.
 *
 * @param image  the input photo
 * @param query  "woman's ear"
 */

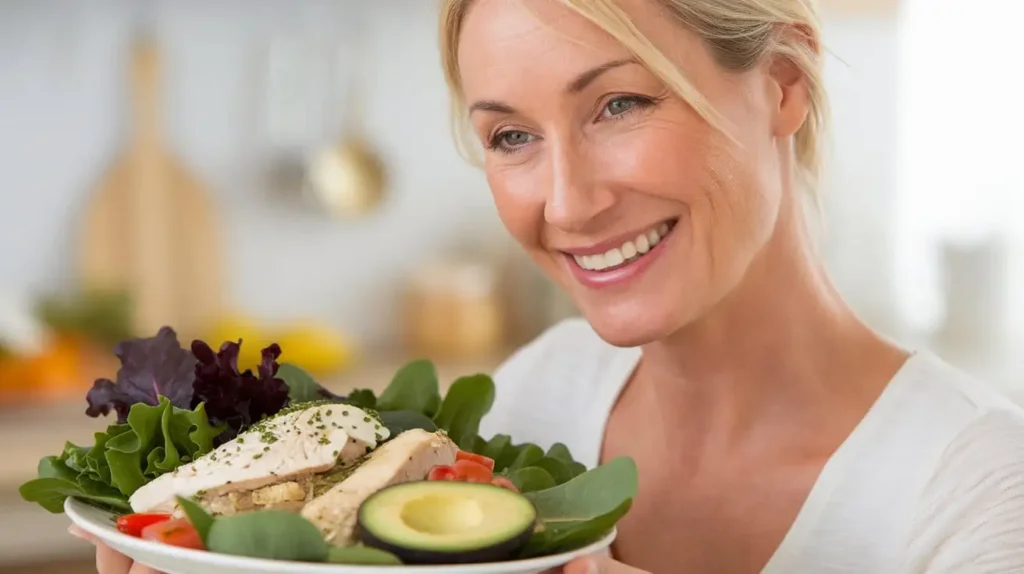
xmin=768 ymin=23 xmax=817 ymax=138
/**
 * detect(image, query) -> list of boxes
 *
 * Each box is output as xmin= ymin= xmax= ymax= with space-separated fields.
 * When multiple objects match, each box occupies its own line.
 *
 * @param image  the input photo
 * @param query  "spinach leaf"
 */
xmin=508 ymin=467 xmax=557 ymax=493
xmin=327 ymin=545 xmax=402 ymax=565
xmin=521 ymin=457 xmax=638 ymax=555
xmin=206 ymin=510 xmax=329 ymax=562
xmin=546 ymin=443 xmax=575 ymax=464
xmin=376 ymin=359 xmax=442 ymax=416
xmin=175 ymin=500 xmax=402 ymax=565
xmin=522 ymin=499 xmax=633 ymax=557
xmin=277 ymin=363 xmax=344 ymax=404
xmin=535 ymin=456 xmax=573 ymax=484
xmin=432 ymin=374 xmax=495 ymax=450
xmin=481 ymin=434 xmax=512 ymax=465
xmin=344 ymin=389 xmax=378 ymax=410
xmin=378 ymin=410 xmax=438 ymax=436
xmin=567 ymin=461 xmax=587 ymax=479
xmin=508 ymin=444 xmax=544 ymax=472
xmin=176 ymin=496 xmax=215 ymax=543
xmin=525 ymin=456 xmax=638 ymax=522
xmin=494 ymin=441 xmax=524 ymax=473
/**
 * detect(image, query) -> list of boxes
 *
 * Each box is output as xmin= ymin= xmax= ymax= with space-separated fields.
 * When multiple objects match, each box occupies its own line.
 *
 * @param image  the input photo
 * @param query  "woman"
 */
xmin=76 ymin=0 xmax=1024 ymax=572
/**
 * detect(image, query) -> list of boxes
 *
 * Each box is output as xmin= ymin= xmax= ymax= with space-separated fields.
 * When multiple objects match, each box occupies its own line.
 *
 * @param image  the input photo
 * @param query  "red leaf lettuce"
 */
xmin=190 ymin=340 xmax=290 ymax=444
xmin=85 ymin=327 xmax=197 ymax=422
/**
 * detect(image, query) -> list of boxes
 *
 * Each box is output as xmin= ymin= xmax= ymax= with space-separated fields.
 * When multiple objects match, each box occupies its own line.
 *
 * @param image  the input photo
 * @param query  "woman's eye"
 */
xmin=601 ymin=96 xmax=644 ymax=118
xmin=489 ymin=130 xmax=535 ymax=152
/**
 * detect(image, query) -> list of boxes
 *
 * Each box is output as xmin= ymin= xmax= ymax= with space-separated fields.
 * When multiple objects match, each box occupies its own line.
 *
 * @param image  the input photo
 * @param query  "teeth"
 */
xmin=572 ymin=221 xmax=673 ymax=272
xmin=636 ymin=234 xmax=650 ymax=254
xmin=646 ymin=229 xmax=659 ymax=246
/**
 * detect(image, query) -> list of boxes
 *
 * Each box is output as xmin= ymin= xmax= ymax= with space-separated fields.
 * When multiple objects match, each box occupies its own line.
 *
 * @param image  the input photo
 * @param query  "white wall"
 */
xmin=0 ymin=1 xmax=902 ymax=348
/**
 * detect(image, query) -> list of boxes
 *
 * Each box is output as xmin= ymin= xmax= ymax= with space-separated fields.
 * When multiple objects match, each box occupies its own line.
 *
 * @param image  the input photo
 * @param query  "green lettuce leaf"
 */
xmin=19 ymin=396 xmax=221 ymax=513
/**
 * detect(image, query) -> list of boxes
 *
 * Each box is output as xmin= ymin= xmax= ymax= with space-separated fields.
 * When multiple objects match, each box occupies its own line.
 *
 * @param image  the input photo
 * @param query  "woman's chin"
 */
xmin=580 ymin=304 xmax=680 ymax=349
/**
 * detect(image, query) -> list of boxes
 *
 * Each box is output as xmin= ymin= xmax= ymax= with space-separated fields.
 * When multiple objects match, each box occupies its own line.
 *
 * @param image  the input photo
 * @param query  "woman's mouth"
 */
xmin=570 ymin=219 xmax=677 ymax=273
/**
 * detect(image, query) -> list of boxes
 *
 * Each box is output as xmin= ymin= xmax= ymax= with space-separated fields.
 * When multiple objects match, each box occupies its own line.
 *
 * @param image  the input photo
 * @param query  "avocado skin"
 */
xmin=355 ymin=481 xmax=538 ymax=565
xmin=356 ymin=520 xmax=534 ymax=564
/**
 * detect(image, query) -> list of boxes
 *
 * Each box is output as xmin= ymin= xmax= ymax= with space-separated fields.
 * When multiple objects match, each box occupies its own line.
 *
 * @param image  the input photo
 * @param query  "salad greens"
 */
xmin=178 ymin=497 xmax=402 ymax=565
xmin=20 ymin=397 xmax=221 ymax=512
xmin=169 ymin=455 xmax=638 ymax=564
xmin=18 ymin=325 xmax=639 ymax=565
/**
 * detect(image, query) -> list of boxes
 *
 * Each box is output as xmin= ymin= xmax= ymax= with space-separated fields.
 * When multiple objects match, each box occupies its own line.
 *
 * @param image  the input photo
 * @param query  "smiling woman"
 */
xmin=77 ymin=1 xmax=1024 ymax=573
xmin=436 ymin=1 xmax=1024 ymax=573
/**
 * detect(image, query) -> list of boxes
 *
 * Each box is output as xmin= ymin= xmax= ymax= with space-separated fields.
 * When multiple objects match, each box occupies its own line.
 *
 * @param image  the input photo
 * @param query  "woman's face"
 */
xmin=458 ymin=0 xmax=806 ymax=347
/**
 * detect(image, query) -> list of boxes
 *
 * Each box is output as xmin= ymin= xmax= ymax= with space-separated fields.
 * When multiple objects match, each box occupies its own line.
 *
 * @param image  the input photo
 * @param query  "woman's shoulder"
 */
xmin=898 ymin=354 xmax=1024 ymax=570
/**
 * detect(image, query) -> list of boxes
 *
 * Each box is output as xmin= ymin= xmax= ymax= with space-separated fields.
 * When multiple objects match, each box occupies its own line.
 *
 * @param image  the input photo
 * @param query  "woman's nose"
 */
xmin=543 ymin=143 xmax=616 ymax=232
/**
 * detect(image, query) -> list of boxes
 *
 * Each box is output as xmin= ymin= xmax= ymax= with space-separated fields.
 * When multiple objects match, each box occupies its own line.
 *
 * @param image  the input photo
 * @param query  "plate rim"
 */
xmin=66 ymin=497 xmax=616 ymax=572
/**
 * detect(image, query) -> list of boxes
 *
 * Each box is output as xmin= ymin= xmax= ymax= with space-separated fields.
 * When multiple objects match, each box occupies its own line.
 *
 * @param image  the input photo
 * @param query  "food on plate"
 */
xmin=128 ymin=402 xmax=389 ymax=514
xmin=19 ymin=326 xmax=638 ymax=567
xmin=116 ymin=513 xmax=172 ymax=537
xmin=356 ymin=480 xmax=538 ymax=564
xmin=301 ymin=428 xmax=458 ymax=545
xmin=140 ymin=516 xmax=205 ymax=550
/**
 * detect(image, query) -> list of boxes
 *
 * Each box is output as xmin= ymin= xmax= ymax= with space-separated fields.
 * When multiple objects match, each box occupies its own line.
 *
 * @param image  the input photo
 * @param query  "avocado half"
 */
xmin=355 ymin=481 xmax=538 ymax=564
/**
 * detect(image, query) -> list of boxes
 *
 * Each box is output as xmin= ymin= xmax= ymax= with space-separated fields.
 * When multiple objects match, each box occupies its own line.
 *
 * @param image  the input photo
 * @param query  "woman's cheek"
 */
xmin=487 ymin=165 xmax=547 ymax=250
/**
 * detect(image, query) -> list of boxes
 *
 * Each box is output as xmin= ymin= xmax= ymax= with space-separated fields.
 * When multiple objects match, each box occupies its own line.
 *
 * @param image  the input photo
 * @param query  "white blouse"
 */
xmin=479 ymin=318 xmax=1024 ymax=573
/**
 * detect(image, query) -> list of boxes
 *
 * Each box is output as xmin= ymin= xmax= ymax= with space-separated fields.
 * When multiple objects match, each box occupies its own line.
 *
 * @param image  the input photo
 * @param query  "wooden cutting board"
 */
xmin=77 ymin=39 xmax=223 ymax=343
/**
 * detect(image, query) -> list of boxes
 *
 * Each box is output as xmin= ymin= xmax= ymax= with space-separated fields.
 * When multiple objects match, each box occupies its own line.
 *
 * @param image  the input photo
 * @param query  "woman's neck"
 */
xmin=637 ymin=194 xmax=908 ymax=457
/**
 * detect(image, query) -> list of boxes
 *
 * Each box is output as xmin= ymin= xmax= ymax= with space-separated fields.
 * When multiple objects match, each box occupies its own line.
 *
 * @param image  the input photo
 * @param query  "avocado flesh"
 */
xmin=356 ymin=481 xmax=538 ymax=564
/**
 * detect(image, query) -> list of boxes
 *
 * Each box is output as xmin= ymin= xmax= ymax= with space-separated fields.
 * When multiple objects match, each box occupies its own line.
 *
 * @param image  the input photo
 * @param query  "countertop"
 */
xmin=0 ymin=353 xmax=505 ymax=567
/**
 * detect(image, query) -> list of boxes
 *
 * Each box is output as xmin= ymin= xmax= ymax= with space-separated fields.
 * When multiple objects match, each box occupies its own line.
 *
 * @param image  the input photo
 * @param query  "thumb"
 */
xmin=564 ymin=554 xmax=649 ymax=574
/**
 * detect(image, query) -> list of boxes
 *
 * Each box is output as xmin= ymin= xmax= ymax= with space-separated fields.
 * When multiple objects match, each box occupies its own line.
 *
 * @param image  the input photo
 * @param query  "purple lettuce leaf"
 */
xmin=190 ymin=340 xmax=290 ymax=445
xmin=85 ymin=327 xmax=198 ymax=423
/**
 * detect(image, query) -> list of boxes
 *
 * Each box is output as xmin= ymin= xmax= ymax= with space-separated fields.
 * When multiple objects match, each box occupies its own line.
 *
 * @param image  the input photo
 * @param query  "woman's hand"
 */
xmin=69 ymin=526 xmax=162 ymax=574
xmin=547 ymin=554 xmax=651 ymax=573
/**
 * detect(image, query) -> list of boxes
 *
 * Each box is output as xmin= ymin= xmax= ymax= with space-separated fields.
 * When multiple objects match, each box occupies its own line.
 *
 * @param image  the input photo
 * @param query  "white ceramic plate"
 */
xmin=66 ymin=498 xmax=615 ymax=574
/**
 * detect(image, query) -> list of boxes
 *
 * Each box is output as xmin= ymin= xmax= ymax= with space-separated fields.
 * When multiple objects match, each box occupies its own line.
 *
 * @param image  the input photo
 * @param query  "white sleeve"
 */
xmin=908 ymin=410 xmax=1024 ymax=573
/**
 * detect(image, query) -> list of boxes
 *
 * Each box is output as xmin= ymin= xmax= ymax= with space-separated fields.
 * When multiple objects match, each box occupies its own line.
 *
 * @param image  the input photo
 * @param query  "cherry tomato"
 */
xmin=428 ymin=465 xmax=456 ymax=480
xmin=452 ymin=459 xmax=493 ymax=483
xmin=490 ymin=475 xmax=520 ymax=493
xmin=456 ymin=450 xmax=495 ymax=472
xmin=140 ymin=517 xmax=204 ymax=550
xmin=116 ymin=513 xmax=172 ymax=537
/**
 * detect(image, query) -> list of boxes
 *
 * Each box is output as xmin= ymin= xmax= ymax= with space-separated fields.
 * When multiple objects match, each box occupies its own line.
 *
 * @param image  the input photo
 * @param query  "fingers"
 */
xmin=96 ymin=540 xmax=135 ymax=574
xmin=68 ymin=525 xmax=96 ymax=543
xmin=69 ymin=526 xmax=162 ymax=574
xmin=564 ymin=554 xmax=650 ymax=574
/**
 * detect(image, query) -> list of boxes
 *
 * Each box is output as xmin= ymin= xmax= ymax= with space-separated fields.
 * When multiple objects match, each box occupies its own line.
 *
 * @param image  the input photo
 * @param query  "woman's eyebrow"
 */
xmin=468 ymin=58 xmax=637 ymax=115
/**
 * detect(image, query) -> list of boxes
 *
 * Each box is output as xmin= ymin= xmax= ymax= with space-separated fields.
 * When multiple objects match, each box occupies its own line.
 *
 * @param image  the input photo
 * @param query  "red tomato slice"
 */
xmin=140 ymin=517 xmax=204 ymax=550
xmin=490 ymin=475 xmax=520 ymax=493
xmin=116 ymin=513 xmax=172 ymax=538
xmin=452 ymin=459 xmax=493 ymax=483
xmin=428 ymin=465 xmax=456 ymax=480
xmin=456 ymin=450 xmax=495 ymax=472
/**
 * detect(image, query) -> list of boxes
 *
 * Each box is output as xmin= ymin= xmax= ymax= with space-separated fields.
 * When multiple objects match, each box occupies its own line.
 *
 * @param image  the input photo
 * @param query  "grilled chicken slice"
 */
xmin=129 ymin=403 xmax=388 ymax=513
xmin=301 ymin=428 xmax=458 ymax=546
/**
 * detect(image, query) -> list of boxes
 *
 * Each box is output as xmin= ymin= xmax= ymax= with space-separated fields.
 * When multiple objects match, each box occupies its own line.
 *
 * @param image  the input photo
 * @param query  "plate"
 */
xmin=66 ymin=498 xmax=615 ymax=574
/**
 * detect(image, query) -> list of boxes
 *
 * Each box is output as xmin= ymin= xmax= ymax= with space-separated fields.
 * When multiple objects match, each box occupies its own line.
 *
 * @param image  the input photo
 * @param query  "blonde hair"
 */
xmin=439 ymin=0 xmax=829 ymax=186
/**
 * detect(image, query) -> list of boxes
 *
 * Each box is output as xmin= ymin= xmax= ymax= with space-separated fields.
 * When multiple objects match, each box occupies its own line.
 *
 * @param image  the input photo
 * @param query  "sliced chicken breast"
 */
xmin=301 ymin=428 xmax=458 ymax=546
xmin=129 ymin=403 xmax=388 ymax=513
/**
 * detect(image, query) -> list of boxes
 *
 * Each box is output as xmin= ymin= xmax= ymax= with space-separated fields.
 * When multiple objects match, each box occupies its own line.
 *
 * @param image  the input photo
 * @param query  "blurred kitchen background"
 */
xmin=1 ymin=0 xmax=1021 ymax=571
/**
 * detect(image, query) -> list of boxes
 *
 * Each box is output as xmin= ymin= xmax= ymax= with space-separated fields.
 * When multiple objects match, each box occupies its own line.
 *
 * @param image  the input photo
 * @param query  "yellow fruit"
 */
xmin=275 ymin=322 xmax=356 ymax=376
xmin=204 ymin=316 xmax=272 ymax=372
